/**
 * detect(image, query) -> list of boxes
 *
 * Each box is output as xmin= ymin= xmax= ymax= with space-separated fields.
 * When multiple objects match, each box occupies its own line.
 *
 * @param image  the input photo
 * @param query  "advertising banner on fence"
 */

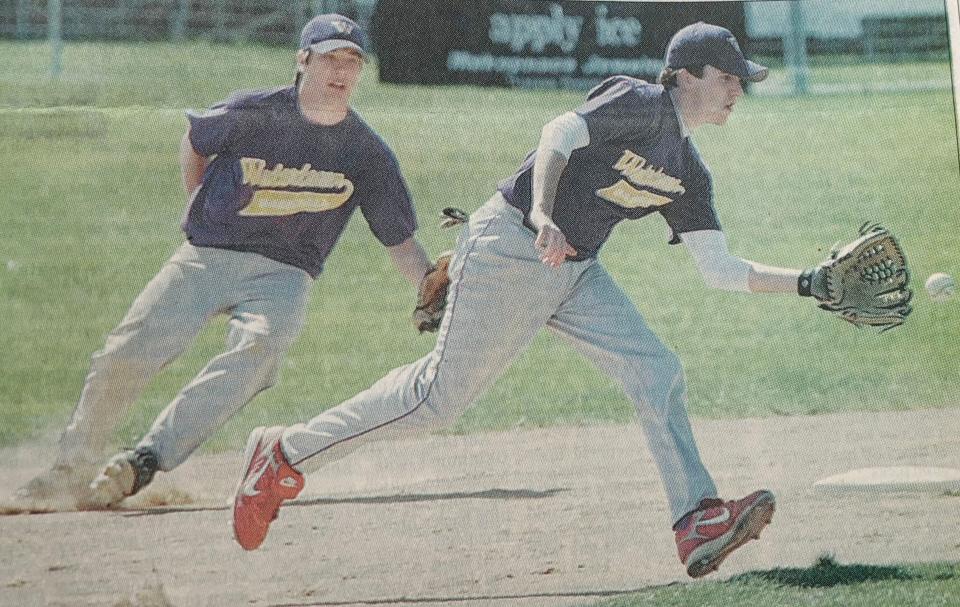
xmin=372 ymin=0 xmax=748 ymax=89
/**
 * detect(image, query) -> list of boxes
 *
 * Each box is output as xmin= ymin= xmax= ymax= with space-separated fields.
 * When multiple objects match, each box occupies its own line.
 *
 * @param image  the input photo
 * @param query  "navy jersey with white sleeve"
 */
xmin=499 ymin=76 xmax=720 ymax=260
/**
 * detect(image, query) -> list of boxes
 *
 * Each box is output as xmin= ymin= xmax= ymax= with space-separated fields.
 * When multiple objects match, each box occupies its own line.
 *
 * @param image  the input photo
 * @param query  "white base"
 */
xmin=814 ymin=466 xmax=960 ymax=494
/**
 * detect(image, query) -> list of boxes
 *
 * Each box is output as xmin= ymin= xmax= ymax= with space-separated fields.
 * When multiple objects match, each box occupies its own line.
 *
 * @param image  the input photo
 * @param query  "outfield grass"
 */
xmin=1 ymin=41 xmax=958 ymax=450
xmin=582 ymin=557 xmax=960 ymax=607
xmin=753 ymin=54 xmax=954 ymax=92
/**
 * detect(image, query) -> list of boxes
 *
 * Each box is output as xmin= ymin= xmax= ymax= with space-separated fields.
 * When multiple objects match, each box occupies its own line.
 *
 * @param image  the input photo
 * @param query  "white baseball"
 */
xmin=925 ymin=272 xmax=955 ymax=302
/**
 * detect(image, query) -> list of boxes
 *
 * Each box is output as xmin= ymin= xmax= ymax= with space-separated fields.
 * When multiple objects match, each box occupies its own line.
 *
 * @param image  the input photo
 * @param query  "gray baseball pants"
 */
xmin=58 ymin=242 xmax=310 ymax=471
xmin=282 ymin=194 xmax=716 ymax=524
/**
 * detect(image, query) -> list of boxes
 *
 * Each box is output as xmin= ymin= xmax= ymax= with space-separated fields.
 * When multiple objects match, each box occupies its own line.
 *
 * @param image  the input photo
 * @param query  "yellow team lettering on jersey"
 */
xmin=596 ymin=149 xmax=684 ymax=209
xmin=238 ymin=157 xmax=355 ymax=216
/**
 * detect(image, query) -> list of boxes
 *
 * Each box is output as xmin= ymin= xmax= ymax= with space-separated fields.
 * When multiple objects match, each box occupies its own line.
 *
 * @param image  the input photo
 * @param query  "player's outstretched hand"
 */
xmin=535 ymin=223 xmax=577 ymax=268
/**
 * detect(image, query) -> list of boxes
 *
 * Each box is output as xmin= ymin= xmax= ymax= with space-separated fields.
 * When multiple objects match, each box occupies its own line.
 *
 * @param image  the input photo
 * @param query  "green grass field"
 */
xmin=1 ymin=41 xmax=958 ymax=452
xmin=581 ymin=557 xmax=960 ymax=607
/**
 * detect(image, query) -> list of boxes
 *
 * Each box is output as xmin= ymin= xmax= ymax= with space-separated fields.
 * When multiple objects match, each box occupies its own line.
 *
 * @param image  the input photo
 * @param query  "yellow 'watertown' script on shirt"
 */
xmin=596 ymin=149 xmax=685 ymax=209
xmin=238 ymin=157 xmax=355 ymax=216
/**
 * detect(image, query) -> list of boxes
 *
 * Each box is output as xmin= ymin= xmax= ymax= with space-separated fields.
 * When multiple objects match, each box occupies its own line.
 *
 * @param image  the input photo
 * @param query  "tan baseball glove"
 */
xmin=799 ymin=222 xmax=912 ymax=331
xmin=413 ymin=252 xmax=453 ymax=333
xmin=411 ymin=207 xmax=470 ymax=333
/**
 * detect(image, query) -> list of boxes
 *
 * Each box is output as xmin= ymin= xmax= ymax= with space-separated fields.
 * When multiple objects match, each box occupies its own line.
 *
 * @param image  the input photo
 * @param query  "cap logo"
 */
xmin=332 ymin=19 xmax=355 ymax=35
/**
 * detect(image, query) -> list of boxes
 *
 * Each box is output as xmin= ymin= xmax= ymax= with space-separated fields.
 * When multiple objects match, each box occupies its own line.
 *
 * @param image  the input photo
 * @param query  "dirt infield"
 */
xmin=2 ymin=408 xmax=959 ymax=607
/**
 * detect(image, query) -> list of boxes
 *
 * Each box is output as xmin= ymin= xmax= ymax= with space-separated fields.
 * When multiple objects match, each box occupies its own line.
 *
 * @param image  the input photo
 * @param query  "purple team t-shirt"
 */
xmin=499 ymin=76 xmax=720 ymax=261
xmin=183 ymin=85 xmax=417 ymax=278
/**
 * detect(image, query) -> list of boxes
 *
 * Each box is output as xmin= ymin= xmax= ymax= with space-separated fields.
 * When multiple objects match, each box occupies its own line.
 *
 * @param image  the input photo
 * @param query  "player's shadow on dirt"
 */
xmin=120 ymin=488 xmax=568 ymax=516
xmin=292 ymin=487 xmax=568 ymax=507
xmin=729 ymin=555 xmax=944 ymax=588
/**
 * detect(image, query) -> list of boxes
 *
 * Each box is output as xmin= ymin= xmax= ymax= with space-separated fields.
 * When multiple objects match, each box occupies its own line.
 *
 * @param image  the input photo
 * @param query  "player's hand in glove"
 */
xmin=410 ymin=208 xmax=471 ymax=334
xmin=413 ymin=252 xmax=453 ymax=333
xmin=411 ymin=208 xmax=471 ymax=333
xmin=799 ymin=222 xmax=912 ymax=331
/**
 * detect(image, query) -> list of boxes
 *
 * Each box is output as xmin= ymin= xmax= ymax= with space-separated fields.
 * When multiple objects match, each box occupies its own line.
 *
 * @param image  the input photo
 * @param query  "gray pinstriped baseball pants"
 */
xmin=282 ymin=194 xmax=717 ymax=524
xmin=57 ymin=242 xmax=310 ymax=472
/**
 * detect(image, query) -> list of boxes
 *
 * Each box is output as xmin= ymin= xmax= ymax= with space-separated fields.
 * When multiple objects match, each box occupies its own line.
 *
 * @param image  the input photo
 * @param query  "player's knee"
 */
xmin=250 ymin=333 xmax=288 ymax=358
xmin=233 ymin=323 xmax=296 ymax=359
xmin=259 ymin=363 xmax=283 ymax=390
xmin=658 ymin=349 xmax=684 ymax=380
xmin=419 ymin=384 xmax=472 ymax=429
xmin=618 ymin=347 xmax=685 ymax=405
xmin=428 ymin=404 xmax=464 ymax=429
xmin=93 ymin=317 xmax=182 ymax=367
xmin=238 ymin=341 xmax=285 ymax=378
xmin=231 ymin=313 xmax=301 ymax=357
xmin=89 ymin=336 xmax=160 ymax=374
xmin=223 ymin=330 xmax=296 ymax=394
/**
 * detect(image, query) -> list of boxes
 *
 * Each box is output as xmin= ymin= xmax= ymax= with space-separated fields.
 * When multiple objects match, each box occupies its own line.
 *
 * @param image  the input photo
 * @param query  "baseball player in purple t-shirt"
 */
xmin=229 ymin=23 xmax=835 ymax=578
xmin=13 ymin=14 xmax=432 ymax=511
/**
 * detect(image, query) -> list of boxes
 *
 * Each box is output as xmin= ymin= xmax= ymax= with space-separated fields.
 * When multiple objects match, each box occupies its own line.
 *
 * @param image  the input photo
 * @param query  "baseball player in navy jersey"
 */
xmin=233 ymin=22 xmax=818 ymax=577
xmin=13 ymin=14 xmax=432 ymax=511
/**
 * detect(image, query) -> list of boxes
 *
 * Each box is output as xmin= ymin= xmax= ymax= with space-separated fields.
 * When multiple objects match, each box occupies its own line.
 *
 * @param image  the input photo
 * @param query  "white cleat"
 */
xmin=86 ymin=453 xmax=137 ymax=509
xmin=85 ymin=447 xmax=159 ymax=509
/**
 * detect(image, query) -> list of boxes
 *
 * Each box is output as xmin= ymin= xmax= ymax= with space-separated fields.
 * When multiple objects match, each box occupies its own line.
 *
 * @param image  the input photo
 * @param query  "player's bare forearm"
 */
xmin=529 ymin=149 xmax=566 ymax=231
xmin=747 ymin=264 xmax=803 ymax=293
xmin=530 ymin=149 xmax=577 ymax=266
xmin=179 ymin=131 xmax=209 ymax=196
xmin=387 ymin=237 xmax=432 ymax=287
xmin=682 ymin=230 xmax=801 ymax=294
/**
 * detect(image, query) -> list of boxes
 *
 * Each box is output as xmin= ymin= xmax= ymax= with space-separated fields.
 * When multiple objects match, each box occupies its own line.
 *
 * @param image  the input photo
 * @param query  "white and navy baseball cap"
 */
xmin=299 ymin=13 xmax=367 ymax=56
xmin=665 ymin=22 xmax=768 ymax=82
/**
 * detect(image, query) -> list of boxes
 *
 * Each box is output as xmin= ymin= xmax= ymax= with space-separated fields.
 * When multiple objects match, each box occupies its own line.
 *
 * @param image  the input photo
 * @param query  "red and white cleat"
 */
xmin=232 ymin=426 xmax=304 ymax=551
xmin=675 ymin=489 xmax=775 ymax=578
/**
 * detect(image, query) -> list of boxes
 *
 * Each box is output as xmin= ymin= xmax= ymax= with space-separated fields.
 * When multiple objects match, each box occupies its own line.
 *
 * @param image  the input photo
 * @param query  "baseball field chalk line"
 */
xmin=814 ymin=466 xmax=960 ymax=494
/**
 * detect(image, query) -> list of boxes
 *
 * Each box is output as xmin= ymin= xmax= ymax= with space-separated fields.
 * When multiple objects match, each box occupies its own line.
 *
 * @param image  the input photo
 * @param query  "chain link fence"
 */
xmin=1 ymin=0 xmax=375 ymax=44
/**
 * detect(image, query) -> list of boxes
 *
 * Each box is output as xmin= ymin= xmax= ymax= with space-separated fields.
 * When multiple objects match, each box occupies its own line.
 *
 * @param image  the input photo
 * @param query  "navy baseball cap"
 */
xmin=665 ymin=22 xmax=768 ymax=82
xmin=299 ymin=14 xmax=367 ymax=56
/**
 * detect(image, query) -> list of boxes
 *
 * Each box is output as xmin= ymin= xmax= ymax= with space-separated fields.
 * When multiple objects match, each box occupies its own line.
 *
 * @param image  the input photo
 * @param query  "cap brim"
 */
xmin=308 ymin=40 xmax=365 ymax=57
xmin=742 ymin=60 xmax=768 ymax=83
